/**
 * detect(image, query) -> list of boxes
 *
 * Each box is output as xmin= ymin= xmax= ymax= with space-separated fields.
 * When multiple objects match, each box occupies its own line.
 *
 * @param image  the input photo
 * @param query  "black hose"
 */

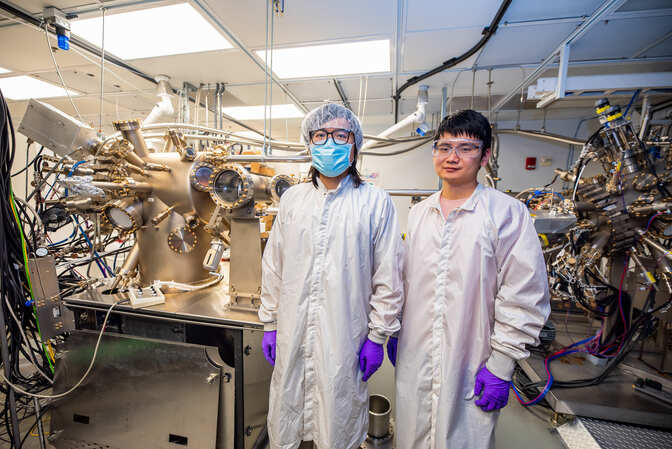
xmin=251 ymin=423 xmax=269 ymax=449
xmin=392 ymin=0 xmax=512 ymax=122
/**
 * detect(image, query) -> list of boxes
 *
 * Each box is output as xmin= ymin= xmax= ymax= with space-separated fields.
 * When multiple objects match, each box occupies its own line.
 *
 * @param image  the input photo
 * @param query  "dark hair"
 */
xmin=435 ymin=109 xmax=491 ymax=151
xmin=310 ymin=143 xmax=363 ymax=188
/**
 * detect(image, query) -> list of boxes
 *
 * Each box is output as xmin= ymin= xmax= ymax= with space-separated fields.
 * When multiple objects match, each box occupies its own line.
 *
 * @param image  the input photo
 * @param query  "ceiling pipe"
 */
xmin=333 ymin=79 xmax=353 ymax=111
xmin=495 ymin=128 xmax=584 ymax=146
xmin=362 ymin=85 xmax=429 ymax=152
xmin=391 ymin=0 xmax=512 ymax=122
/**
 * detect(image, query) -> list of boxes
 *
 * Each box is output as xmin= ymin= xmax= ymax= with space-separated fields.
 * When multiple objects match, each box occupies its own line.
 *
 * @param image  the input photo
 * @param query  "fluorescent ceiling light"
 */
xmin=0 ymin=67 xmax=10 ymax=74
xmin=0 ymin=76 xmax=79 ymax=100
xmin=256 ymin=39 xmax=390 ymax=78
xmin=222 ymin=104 xmax=304 ymax=120
xmin=71 ymin=3 xmax=232 ymax=59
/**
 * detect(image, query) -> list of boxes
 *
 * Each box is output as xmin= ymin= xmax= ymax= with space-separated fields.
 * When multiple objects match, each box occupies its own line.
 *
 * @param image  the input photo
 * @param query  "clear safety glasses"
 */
xmin=432 ymin=138 xmax=483 ymax=159
xmin=309 ymin=128 xmax=353 ymax=146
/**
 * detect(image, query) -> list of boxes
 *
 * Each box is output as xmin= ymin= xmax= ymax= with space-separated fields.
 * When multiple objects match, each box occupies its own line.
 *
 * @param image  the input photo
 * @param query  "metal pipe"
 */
xmin=114 ymin=120 xmax=150 ymax=157
xmin=361 ymin=108 xmax=423 ymax=152
xmin=639 ymin=95 xmax=652 ymax=140
xmin=386 ymin=189 xmax=437 ymax=197
xmin=441 ymin=85 xmax=448 ymax=121
xmin=138 ymin=123 xmax=306 ymax=149
xmin=33 ymin=397 xmax=47 ymax=449
xmin=217 ymin=83 xmax=223 ymax=131
xmin=224 ymin=155 xmax=312 ymax=163
xmin=333 ymin=79 xmax=352 ymax=111
xmin=109 ymin=242 xmax=140 ymax=290
xmin=496 ymin=129 xmax=585 ymax=146
xmin=91 ymin=181 xmax=153 ymax=192
xmin=641 ymin=235 xmax=672 ymax=261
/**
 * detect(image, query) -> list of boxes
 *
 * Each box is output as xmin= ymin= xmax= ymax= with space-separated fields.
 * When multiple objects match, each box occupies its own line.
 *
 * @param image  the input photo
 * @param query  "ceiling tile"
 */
xmin=402 ymin=27 xmax=483 ymax=72
xmin=502 ymin=0 xmax=604 ymax=22
xmin=207 ymin=0 xmax=393 ymax=49
xmin=476 ymin=22 xmax=579 ymax=66
xmin=405 ymin=0 xmax=499 ymax=32
xmin=570 ymin=17 xmax=672 ymax=60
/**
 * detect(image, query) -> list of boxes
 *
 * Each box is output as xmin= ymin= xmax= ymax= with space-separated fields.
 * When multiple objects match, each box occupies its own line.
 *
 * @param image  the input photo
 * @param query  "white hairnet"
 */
xmin=300 ymin=103 xmax=363 ymax=151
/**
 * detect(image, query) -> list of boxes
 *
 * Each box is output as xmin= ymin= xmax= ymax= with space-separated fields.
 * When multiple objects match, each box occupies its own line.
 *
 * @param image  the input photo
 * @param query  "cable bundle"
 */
xmin=1 ymin=88 xmax=54 ymax=447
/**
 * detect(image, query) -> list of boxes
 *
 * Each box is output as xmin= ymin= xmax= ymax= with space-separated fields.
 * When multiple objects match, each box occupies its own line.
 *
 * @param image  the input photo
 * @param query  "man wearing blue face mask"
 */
xmin=258 ymin=103 xmax=405 ymax=449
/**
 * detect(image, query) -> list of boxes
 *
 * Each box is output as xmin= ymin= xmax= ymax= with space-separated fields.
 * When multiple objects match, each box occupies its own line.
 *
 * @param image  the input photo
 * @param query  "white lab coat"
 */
xmin=259 ymin=175 xmax=404 ymax=449
xmin=395 ymin=184 xmax=550 ymax=449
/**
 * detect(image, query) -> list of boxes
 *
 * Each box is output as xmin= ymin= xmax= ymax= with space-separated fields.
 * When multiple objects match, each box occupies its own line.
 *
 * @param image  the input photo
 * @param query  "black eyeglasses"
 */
xmin=309 ymin=128 xmax=353 ymax=145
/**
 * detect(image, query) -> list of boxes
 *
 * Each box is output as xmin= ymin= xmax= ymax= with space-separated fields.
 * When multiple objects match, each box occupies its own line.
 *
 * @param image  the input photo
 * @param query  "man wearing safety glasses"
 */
xmin=258 ymin=103 xmax=404 ymax=449
xmin=389 ymin=110 xmax=549 ymax=449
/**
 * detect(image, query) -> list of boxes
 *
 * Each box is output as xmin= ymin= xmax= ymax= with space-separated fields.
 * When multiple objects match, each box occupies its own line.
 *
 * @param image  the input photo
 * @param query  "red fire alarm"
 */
xmin=525 ymin=157 xmax=537 ymax=170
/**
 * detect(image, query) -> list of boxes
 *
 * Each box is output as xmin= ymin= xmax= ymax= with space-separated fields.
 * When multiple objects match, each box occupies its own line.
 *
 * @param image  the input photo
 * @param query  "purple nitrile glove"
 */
xmin=474 ymin=366 xmax=509 ymax=412
xmin=387 ymin=337 xmax=398 ymax=367
xmin=262 ymin=331 xmax=277 ymax=366
xmin=359 ymin=338 xmax=384 ymax=381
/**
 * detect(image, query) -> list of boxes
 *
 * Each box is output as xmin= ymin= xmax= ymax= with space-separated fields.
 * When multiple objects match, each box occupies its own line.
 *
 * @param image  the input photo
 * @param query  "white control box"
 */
xmin=128 ymin=283 xmax=165 ymax=309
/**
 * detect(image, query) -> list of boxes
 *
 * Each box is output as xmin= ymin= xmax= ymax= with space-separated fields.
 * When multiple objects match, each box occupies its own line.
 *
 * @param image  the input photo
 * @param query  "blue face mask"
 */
xmin=310 ymin=139 xmax=352 ymax=178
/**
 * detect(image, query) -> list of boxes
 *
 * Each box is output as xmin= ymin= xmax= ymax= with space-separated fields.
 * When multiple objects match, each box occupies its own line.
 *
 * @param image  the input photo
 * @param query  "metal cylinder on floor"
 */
xmin=368 ymin=394 xmax=391 ymax=438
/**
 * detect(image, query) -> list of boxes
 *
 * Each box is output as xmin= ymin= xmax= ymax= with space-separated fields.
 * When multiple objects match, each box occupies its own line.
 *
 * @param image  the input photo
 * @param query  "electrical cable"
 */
xmin=42 ymin=23 xmax=82 ymax=121
xmin=1 ymin=299 xmax=123 ymax=399
xmin=392 ymin=0 xmax=512 ymax=122
xmin=10 ymin=145 xmax=43 ymax=178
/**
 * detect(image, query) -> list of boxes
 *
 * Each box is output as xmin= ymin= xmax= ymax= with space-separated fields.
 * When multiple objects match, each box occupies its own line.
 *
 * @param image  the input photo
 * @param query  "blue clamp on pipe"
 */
xmin=57 ymin=33 xmax=70 ymax=50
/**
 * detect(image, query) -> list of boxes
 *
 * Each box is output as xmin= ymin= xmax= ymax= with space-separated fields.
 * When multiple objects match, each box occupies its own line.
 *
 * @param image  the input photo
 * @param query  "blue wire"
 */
xmin=623 ymin=89 xmax=640 ymax=118
xmin=44 ymin=175 xmax=60 ymax=199
xmin=510 ymin=335 xmax=594 ymax=406
xmin=64 ymin=160 xmax=87 ymax=197
xmin=77 ymin=224 xmax=112 ymax=277
xmin=47 ymin=220 xmax=78 ymax=246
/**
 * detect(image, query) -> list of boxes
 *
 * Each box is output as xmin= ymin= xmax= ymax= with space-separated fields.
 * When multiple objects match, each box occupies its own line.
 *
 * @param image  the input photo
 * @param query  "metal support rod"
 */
xmin=333 ymin=79 xmax=352 ymax=111
xmin=631 ymin=30 xmax=672 ymax=58
xmin=556 ymin=44 xmax=570 ymax=100
xmin=99 ymin=7 xmax=105 ymax=132
xmin=492 ymin=0 xmax=628 ymax=113
xmin=639 ymin=95 xmax=652 ymax=140
xmin=0 ymin=300 xmax=21 ymax=447
xmin=192 ymin=0 xmax=308 ymax=113
xmin=218 ymin=84 xmax=224 ymax=131
xmin=33 ymin=397 xmax=47 ymax=449
xmin=441 ymin=86 xmax=447 ymax=120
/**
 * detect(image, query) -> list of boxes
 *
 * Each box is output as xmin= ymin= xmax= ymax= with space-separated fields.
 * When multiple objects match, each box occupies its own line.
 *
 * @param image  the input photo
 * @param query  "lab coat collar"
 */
xmin=316 ymin=173 xmax=353 ymax=194
xmin=428 ymin=183 xmax=483 ymax=213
